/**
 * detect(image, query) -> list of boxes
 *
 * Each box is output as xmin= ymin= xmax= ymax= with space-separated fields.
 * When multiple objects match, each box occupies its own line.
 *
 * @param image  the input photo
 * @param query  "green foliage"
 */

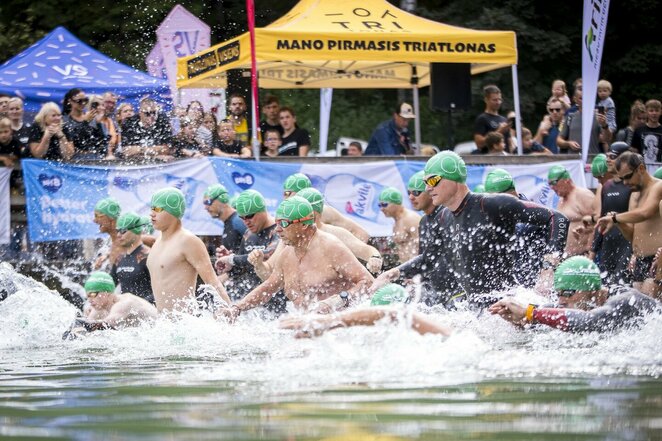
xmin=1 ymin=0 xmax=661 ymax=150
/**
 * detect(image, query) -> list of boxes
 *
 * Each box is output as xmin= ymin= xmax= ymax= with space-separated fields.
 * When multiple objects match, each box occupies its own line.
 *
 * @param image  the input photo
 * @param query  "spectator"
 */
xmin=260 ymin=95 xmax=282 ymax=145
xmin=89 ymin=95 xmax=118 ymax=159
xmin=534 ymin=98 xmax=564 ymax=153
xmin=547 ymin=79 xmax=571 ymax=110
xmin=596 ymin=79 xmax=617 ymax=133
xmin=0 ymin=94 xmax=9 ymax=117
xmin=484 ymin=132 xmax=507 ymax=156
xmin=212 ymin=118 xmax=251 ymax=158
xmin=261 ymin=128 xmax=282 ymax=157
xmin=201 ymin=111 xmax=217 ymax=136
xmin=279 ymin=106 xmax=311 ymax=157
xmin=0 ymin=118 xmax=20 ymax=168
xmin=6 ymin=98 xmax=31 ymax=155
xmin=62 ymin=88 xmax=107 ymax=160
xmin=28 ymin=102 xmax=74 ymax=161
xmin=184 ymin=101 xmax=211 ymax=149
xmin=365 ymin=102 xmax=414 ymax=156
xmin=521 ymin=127 xmax=552 ymax=155
xmin=346 ymin=141 xmax=363 ymax=157
xmin=419 ymin=146 xmax=437 ymax=156
xmin=173 ymin=117 xmax=208 ymax=158
xmin=120 ymin=98 xmax=172 ymax=161
xmin=631 ymin=99 xmax=662 ymax=165
xmin=615 ymin=100 xmax=646 ymax=146
xmin=566 ymin=78 xmax=582 ymax=115
xmin=102 ymin=92 xmax=119 ymax=121
xmin=473 ymin=85 xmax=510 ymax=153
xmin=557 ymin=88 xmax=611 ymax=154
xmin=115 ymin=103 xmax=135 ymax=127
xmin=228 ymin=93 xmax=250 ymax=146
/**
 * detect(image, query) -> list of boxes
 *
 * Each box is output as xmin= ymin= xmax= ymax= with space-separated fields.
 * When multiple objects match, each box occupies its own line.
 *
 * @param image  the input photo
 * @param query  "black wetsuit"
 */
xmin=591 ymin=179 xmax=632 ymax=284
xmin=222 ymin=212 xmax=247 ymax=253
xmin=410 ymin=206 xmax=460 ymax=306
xmin=512 ymin=193 xmax=550 ymax=287
xmin=227 ymin=224 xmax=285 ymax=313
xmin=532 ymin=289 xmax=659 ymax=332
xmin=110 ymin=245 xmax=154 ymax=304
xmin=399 ymin=193 xmax=568 ymax=305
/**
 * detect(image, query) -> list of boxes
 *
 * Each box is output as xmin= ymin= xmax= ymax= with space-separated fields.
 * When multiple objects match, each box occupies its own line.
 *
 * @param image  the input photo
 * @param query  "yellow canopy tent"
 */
xmin=177 ymin=0 xmax=520 ymax=152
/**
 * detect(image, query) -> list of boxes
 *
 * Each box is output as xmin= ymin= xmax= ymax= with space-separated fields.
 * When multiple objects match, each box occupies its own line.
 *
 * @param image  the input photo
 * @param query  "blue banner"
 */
xmin=23 ymin=158 xmax=585 ymax=242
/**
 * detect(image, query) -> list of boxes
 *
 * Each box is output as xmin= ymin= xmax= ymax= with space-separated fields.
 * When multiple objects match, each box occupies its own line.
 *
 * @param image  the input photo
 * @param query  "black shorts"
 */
xmin=632 ymin=255 xmax=655 ymax=282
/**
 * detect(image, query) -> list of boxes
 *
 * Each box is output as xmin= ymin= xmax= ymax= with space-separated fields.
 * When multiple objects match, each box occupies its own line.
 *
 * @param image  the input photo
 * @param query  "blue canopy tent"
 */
xmin=0 ymin=27 xmax=171 ymax=112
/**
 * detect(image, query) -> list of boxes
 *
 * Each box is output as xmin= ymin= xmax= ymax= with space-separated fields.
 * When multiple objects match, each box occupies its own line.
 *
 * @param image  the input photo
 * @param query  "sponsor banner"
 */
xmin=23 ymin=159 xmax=585 ymax=242
xmin=581 ymin=0 xmax=610 ymax=164
xmin=0 ymin=168 xmax=10 ymax=244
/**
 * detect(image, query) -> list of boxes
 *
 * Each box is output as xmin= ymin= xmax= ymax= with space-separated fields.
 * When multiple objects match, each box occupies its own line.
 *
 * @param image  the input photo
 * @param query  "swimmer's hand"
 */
xmin=366 ymin=255 xmax=383 ymax=274
xmin=488 ymin=298 xmax=527 ymax=326
xmin=595 ymin=213 xmax=615 ymax=235
xmin=215 ymin=305 xmax=241 ymax=323
xmin=93 ymin=254 xmax=107 ymax=270
xmin=215 ymin=255 xmax=234 ymax=273
xmin=247 ymin=249 xmax=264 ymax=267
xmin=279 ymin=316 xmax=338 ymax=338
xmin=370 ymin=267 xmax=400 ymax=293
xmin=62 ymin=318 xmax=90 ymax=340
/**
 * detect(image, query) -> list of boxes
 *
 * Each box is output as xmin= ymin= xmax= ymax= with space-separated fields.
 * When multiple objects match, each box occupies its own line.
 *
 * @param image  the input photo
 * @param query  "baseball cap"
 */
xmin=398 ymin=102 xmax=416 ymax=119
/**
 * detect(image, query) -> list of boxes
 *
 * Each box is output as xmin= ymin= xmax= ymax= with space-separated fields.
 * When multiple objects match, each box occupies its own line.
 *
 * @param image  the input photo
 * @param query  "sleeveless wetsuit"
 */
xmin=399 ymin=193 xmax=568 ymax=304
xmin=591 ymin=179 xmax=632 ymax=284
xmin=531 ymin=289 xmax=659 ymax=332
xmin=228 ymin=223 xmax=285 ymax=313
xmin=110 ymin=245 xmax=154 ymax=304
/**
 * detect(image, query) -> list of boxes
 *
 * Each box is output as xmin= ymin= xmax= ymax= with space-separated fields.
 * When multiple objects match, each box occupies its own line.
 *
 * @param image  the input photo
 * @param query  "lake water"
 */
xmin=1 ymin=264 xmax=661 ymax=440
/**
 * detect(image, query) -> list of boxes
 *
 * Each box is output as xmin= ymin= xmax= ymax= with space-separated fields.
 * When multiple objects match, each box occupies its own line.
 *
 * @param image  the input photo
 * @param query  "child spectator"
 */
xmin=547 ymin=79 xmax=571 ymax=110
xmin=615 ymin=100 xmax=646 ymax=145
xmin=173 ymin=118 xmax=208 ymax=158
xmin=596 ymin=79 xmax=617 ymax=133
xmin=0 ymin=118 xmax=21 ymax=168
xmin=484 ymin=132 xmax=508 ymax=155
xmin=261 ymin=128 xmax=282 ymax=157
xmin=212 ymin=119 xmax=252 ymax=158
xmin=631 ymin=99 xmax=662 ymax=164
xmin=522 ymin=127 xmax=552 ymax=155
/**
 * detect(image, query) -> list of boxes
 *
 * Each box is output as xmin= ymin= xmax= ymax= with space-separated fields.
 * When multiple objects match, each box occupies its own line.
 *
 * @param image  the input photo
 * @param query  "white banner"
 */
xmin=0 ymin=168 xmax=11 ymax=244
xmin=581 ymin=0 xmax=610 ymax=163
xmin=319 ymin=88 xmax=333 ymax=154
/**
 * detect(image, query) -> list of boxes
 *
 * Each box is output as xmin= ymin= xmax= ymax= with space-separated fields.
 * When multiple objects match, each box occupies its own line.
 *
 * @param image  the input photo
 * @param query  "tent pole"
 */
xmin=319 ymin=88 xmax=332 ymax=155
xmin=511 ymin=64 xmax=523 ymax=155
xmin=246 ymin=0 xmax=260 ymax=161
xmin=411 ymin=65 xmax=421 ymax=154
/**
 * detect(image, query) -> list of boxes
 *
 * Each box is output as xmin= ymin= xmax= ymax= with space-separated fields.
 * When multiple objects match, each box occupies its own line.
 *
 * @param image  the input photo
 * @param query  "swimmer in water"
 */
xmin=218 ymin=196 xmax=374 ymax=321
xmin=92 ymin=197 xmax=122 ymax=270
xmin=282 ymin=172 xmax=370 ymax=242
xmin=64 ymin=271 xmax=157 ymax=339
xmin=378 ymin=186 xmax=420 ymax=263
xmin=146 ymin=187 xmax=231 ymax=313
xmin=490 ymin=256 xmax=661 ymax=332
xmin=279 ymin=284 xmax=452 ymax=338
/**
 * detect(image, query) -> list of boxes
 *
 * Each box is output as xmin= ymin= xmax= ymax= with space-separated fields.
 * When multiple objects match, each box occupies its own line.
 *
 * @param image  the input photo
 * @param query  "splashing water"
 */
xmin=1 ymin=264 xmax=661 ymax=439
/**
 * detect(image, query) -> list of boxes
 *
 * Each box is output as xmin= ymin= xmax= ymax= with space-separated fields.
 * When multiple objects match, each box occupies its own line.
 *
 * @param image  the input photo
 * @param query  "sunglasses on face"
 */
xmin=151 ymin=206 xmax=165 ymax=213
xmin=142 ymin=111 xmax=157 ymax=116
xmin=283 ymin=190 xmax=295 ymax=198
xmin=87 ymin=292 xmax=100 ymax=298
xmin=378 ymin=202 xmax=389 ymax=208
xmin=558 ymin=290 xmax=577 ymax=297
xmin=620 ymin=170 xmax=636 ymax=180
xmin=72 ymin=98 xmax=89 ymax=105
xmin=423 ymin=175 xmax=443 ymax=187
xmin=607 ymin=152 xmax=618 ymax=159
xmin=548 ymin=180 xmax=560 ymax=186
xmin=548 ymin=107 xmax=562 ymax=113
xmin=408 ymin=190 xmax=423 ymax=197
xmin=203 ymin=198 xmax=216 ymax=206
xmin=240 ymin=213 xmax=256 ymax=221
xmin=276 ymin=215 xmax=314 ymax=228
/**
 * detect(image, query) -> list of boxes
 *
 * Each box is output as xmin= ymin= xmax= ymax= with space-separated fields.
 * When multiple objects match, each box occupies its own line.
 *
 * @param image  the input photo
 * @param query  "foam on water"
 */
xmin=1 ymin=263 xmax=661 ymax=393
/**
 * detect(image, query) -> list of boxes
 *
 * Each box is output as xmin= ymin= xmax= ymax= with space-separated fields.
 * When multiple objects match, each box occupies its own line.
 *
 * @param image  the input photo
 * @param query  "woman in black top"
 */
xmin=28 ymin=102 xmax=74 ymax=161
xmin=62 ymin=88 xmax=107 ymax=160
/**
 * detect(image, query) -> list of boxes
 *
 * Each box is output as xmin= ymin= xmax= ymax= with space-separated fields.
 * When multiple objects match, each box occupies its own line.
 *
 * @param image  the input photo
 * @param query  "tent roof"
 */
xmin=177 ymin=0 xmax=517 ymax=89
xmin=0 ymin=27 xmax=170 ymax=111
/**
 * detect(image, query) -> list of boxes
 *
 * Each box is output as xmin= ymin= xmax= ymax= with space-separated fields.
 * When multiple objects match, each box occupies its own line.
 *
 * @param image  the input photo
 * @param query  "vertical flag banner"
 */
xmin=146 ymin=43 xmax=167 ymax=79
xmin=156 ymin=4 xmax=212 ymax=108
xmin=319 ymin=88 xmax=333 ymax=154
xmin=0 ymin=168 xmax=11 ymax=244
xmin=581 ymin=0 xmax=610 ymax=164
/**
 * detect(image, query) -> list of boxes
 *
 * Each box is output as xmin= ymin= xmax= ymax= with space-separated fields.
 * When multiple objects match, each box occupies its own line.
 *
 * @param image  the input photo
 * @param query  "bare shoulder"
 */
xmin=322 ymin=205 xmax=341 ymax=221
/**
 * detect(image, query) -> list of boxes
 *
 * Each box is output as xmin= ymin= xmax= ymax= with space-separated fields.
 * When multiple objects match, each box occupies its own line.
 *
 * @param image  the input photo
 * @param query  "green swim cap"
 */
xmin=283 ymin=173 xmax=311 ymax=192
xmin=548 ymin=165 xmax=571 ymax=182
xmin=228 ymin=195 xmax=239 ymax=209
xmin=379 ymin=187 xmax=403 ymax=205
xmin=276 ymin=196 xmax=315 ymax=225
xmin=235 ymin=190 xmax=266 ymax=217
xmin=473 ymin=184 xmax=486 ymax=193
xmin=204 ymin=184 xmax=229 ymax=204
xmin=591 ymin=154 xmax=608 ymax=178
xmin=554 ymin=256 xmax=602 ymax=292
xmin=84 ymin=271 xmax=115 ymax=293
xmin=297 ymin=187 xmax=324 ymax=214
xmin=424 ymin=151 xmax=467 ymax=183
xmin=116 ymin=212 xmax=143 ymax=234
xmin=654 ymin=168 xmax=662 ymax=179
xmin=94 ymin=197 xmax=121 ymax=219
xmin=140 ymin=215 xmax=154 ymax=234
xmin=151 ymin=187 xmax=186 ymax=219
xmin=371 ymin=284 xmax=409 ymax=306
xmin=407 ymin=171 xmax=426 ymax=192
xmin=485 ymin=168 xmax=515 ymax=193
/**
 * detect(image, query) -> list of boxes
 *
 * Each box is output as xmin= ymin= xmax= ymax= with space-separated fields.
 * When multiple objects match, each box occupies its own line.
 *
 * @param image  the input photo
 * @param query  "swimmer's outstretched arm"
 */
xmin=280 ymin=308 xmax=452 ymax=338
xmin=216 ymin=266 xmax=285 ymax=321
xmin=184 ymin=235 xmax=231 ymax=305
